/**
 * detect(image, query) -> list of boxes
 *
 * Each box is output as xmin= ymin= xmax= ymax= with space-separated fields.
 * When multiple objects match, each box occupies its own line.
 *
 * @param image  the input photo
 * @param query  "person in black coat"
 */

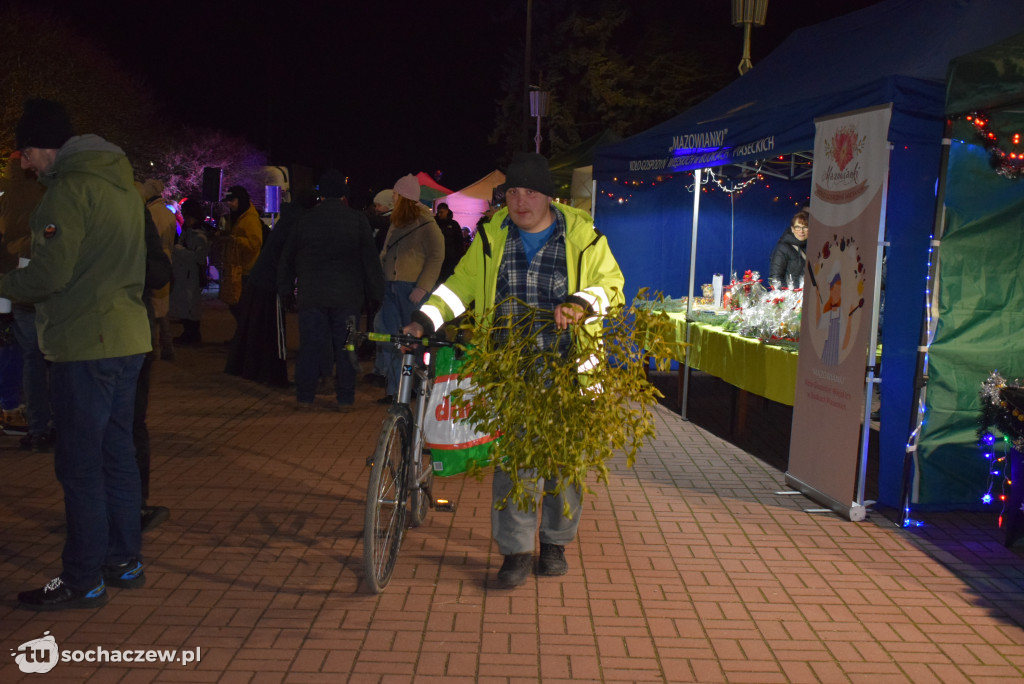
xmin=435 ymin=202 xmax=465 ymax=282
xmin=768 ymin=210 xmax=809 ymax=289
xmin=224 ymin=194 xmax=309 ymax=388
xmin=278 ymin=170 xmax=386 ymax=410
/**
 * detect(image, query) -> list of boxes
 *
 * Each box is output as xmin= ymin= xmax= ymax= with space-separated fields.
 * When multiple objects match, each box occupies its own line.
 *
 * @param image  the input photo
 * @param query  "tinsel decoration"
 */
xmin=978 ymin=371 xmax=1024 ymax=545
xmin=979 ymin=370 xmax=1024 ymax=452
xmin=964 ymin=112 xmax=1024 ymax=180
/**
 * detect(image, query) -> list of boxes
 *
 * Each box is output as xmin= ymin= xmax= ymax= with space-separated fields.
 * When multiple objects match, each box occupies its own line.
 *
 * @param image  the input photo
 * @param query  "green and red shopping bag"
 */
xmin=423 ymin=346 xmax=498 ymax=476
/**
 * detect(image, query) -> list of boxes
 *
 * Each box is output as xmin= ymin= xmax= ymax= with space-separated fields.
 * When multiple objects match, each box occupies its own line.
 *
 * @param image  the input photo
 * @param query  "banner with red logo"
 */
xmin=786 ymin=104 xmax=892 ymax=520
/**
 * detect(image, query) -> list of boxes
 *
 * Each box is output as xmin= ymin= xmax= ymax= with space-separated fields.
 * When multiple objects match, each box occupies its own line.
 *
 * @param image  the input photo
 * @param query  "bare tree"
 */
xmin=0 ymin=6 xmax=268 ymax=202
xmin=151 ymin=128 xmax=268 ymax=206
xmin=0 ymin=6 xmax=170 ymax=174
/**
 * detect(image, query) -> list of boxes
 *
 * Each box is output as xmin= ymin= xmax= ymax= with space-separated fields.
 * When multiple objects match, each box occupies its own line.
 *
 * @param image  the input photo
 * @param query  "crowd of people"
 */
xmin=2 ymin=96 xmax=624 ymax=609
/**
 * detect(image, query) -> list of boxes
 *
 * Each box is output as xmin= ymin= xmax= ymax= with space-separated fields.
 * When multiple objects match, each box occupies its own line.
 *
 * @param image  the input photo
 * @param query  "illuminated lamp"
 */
xmin=731 ymin=0 xmax=769 ymax=75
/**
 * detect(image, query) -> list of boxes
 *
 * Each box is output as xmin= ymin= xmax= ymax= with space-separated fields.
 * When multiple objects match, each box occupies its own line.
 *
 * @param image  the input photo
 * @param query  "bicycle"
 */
xmin=350 ymin=329 xmax=456 ymax=593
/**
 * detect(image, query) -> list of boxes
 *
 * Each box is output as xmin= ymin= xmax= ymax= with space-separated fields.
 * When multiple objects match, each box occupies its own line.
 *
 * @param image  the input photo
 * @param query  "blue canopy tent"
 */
xmin=592 ymin=0 xmax=1024 ymax=510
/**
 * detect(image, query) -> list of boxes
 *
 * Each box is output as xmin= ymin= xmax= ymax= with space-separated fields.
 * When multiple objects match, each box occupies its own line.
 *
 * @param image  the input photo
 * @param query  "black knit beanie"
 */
xmin=15 ymin=99 xmax=75 ymax=150
xmin=500 ymin=152 xmax=555 ymax=197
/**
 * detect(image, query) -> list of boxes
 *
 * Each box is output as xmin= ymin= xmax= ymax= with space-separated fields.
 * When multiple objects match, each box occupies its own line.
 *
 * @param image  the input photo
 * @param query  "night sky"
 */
xmin=40 ymin=0 xmax=881 ymax=197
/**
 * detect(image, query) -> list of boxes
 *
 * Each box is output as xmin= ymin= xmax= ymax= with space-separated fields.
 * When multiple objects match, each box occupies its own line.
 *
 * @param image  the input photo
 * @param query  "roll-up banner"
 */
xmin=786 ymin=104 xmax=893 ymax=521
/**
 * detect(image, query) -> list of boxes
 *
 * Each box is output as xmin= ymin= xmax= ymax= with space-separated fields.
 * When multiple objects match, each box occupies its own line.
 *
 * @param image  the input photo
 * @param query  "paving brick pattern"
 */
xmin=2 ymin=302 xmax=1024 ymax=683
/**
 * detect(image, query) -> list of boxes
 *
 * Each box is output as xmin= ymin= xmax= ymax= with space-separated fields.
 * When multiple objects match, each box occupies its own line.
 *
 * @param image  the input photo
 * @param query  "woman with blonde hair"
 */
xmin=374 ymin=174 xmax=444 ymax=402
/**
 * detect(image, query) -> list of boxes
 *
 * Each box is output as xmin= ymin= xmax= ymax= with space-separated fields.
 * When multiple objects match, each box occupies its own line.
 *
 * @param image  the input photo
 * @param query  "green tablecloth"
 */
xmin=665 ymin=313 xmax=799 ymax=406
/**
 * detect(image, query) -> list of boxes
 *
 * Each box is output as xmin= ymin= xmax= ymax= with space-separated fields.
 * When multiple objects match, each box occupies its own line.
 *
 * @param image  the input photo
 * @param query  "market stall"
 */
xmin=911 ymin=31 xmax=1024 ymax=509
xmin=437 ymin=169 xmax=504 ymax=233
xmin=593 ymin=0 xmax=1024 ymax=511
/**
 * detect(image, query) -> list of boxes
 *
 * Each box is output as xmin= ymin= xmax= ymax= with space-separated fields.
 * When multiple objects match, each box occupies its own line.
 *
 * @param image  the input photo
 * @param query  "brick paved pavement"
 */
xmin=2 ymin=301 xmax=1024 ymax=683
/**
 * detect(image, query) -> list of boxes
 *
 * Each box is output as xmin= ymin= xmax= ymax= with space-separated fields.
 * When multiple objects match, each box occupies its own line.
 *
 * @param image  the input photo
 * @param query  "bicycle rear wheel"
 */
xmin=364 ymin=408 xmax=411 ymax=593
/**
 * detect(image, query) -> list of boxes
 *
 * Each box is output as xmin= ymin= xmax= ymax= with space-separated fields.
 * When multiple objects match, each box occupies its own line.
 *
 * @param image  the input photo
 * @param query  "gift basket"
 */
xmin=720 ymin=271 xmax=803 ymax=345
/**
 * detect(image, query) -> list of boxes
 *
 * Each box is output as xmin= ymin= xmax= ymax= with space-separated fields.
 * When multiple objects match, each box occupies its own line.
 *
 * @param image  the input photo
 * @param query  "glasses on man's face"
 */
xmin=793 ymin=224 xmax=808 ymax=232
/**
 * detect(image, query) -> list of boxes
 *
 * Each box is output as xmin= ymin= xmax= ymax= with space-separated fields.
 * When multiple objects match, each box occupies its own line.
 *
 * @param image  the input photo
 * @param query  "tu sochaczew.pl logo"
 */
xmin=10 ymin=632 xmax=202 ymax=673
xmin=11 ymin=631 xmax=59 ymax=674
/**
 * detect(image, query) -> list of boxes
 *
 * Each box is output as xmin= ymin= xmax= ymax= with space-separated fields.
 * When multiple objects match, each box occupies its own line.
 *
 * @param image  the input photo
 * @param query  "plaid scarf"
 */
xmin=495 ymin=208 xmax=571 ymax=356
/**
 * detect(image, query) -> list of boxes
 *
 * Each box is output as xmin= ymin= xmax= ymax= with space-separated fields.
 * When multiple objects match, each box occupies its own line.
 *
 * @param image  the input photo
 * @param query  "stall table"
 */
xmin=665 ymin=313 xmax=799 ymax=406
xmin=658 ymin=312 xmax=800 ymax=435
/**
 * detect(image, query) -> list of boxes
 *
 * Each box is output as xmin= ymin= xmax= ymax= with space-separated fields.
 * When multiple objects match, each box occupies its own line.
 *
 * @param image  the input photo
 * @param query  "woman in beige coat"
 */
xmin=374 ymin=174 xmax=444 ymax=401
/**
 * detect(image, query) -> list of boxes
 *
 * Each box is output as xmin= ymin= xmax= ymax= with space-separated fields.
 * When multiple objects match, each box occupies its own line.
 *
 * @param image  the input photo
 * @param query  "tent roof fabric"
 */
xmin=445 ymin=169 xmax=506 ymax=201
xmin=413 ymin=172 xmax=454 ymax=203
xmin=415 ymin=172 xmax=453 ymax=194
xmin=595 ymin=0 xmax=1024 ymax=179
xmin=549 ymin=130 xmax=620 ymax=192
xmin=946 ymin=31 xmax=1024 ymax=113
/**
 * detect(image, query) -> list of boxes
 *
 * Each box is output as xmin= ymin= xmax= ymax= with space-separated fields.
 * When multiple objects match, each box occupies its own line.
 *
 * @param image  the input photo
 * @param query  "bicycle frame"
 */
xmin=395 ymin=347 xmax=434 ymax=495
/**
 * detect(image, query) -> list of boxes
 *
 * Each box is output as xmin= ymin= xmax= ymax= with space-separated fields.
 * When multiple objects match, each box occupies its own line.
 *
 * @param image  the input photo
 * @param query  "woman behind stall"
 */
xmin=768 ymin=210 xmax=809 ymax=289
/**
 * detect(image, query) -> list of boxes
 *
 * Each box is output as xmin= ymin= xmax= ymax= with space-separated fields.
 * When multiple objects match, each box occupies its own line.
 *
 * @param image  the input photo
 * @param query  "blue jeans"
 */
xmin=0 ymin=342 xmax=22 ymax=411
xmin=296 ymin=307 xmax=358 ymax=404
xmin=51 ymin=354 xmax=145 ymax=590
xmin=378 ymin=282 xmax=427 ymax=395
xmin=13 ymin=308 xmax=52 ymax=436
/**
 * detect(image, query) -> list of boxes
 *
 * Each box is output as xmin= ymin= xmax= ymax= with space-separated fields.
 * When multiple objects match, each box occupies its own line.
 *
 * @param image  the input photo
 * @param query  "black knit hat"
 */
xmin=500 ymin=152 xmax=555 ymax=197
xmin=15 ymin=98 xmax=75 ymax=150
xmin=222 ymin=185 xmax=250 ymax=203
xmin=317 ymin=169 xmax=349 ymax=198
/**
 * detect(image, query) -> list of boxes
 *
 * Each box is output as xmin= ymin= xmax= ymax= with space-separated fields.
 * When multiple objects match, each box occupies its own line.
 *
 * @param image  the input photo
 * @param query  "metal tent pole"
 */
xmin=898 ymin=121 xmax=953 ymax=524
xmin=856 ymin=144 xmax=892 ymax=508
xmin=680 ymin=168 xmax=703 ymax=419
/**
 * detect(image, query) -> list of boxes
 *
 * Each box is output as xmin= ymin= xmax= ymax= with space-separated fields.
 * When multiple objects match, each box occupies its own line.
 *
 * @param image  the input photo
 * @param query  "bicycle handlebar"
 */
xmin=345 ymin=328 xmax=455 ymax=350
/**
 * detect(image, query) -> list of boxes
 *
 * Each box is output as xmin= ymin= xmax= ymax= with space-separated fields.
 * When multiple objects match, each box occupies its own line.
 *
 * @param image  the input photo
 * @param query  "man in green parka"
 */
xmin=405 ymin=152 xmax=625 ymax=589
xmin=2 ymin=99 xmax=152 ymax=610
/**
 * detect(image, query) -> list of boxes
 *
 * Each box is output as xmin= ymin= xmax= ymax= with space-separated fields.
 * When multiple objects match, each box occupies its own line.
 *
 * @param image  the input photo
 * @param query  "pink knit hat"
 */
xmin=393 ymin=174 xmax=420 ymax=202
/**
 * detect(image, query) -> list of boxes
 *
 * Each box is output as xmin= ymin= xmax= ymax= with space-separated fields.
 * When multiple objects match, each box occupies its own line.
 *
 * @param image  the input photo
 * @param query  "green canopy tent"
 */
xmin=548 ymin=130 xmax=620 ymax=210
xmin=912 ymin=31 xmax=1024 ymax=509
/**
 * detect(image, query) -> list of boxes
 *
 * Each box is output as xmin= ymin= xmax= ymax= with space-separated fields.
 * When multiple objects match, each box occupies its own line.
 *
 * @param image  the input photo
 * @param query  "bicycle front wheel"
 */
xmin=408 ymin=448 xmax=433 ymax=528
xmin=364 ymin=408 xmax=411 ymax=593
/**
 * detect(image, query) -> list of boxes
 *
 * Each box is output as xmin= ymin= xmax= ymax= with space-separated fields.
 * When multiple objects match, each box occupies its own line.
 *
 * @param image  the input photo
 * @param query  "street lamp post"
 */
xmin=530 ymin=89 xmax=550 ymax=154
xmin=732 ymin=0 xmax=769 ymax=76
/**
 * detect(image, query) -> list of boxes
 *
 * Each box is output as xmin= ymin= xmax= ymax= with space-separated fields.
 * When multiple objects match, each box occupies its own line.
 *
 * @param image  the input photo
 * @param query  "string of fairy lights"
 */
xmin=604 ymin=158 xmax=812 ymax=205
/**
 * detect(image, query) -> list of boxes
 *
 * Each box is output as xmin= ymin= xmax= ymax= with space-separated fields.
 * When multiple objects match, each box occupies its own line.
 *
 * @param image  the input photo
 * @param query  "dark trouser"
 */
xmin=0 ymin=342 xmax=22 ymax=411
xmin=51 ymin=354 xmax=144 ymax=590
xmin=133 ymin=352 xmax=154 ymax=501
xmin=179 ymin=319 xmax=201 ymax=344
xmin=295 ymin=306 xmax=358 ymax=404
xmin=12 ymin=307 xmax=52 ymax=436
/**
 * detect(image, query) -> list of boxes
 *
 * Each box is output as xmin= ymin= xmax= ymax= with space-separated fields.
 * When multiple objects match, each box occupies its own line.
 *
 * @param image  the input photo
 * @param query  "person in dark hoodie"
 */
xmin=768 ymin=210 xmax=809 ymax=289
xmin=2 ymin=99 xmax=151 ymax=610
